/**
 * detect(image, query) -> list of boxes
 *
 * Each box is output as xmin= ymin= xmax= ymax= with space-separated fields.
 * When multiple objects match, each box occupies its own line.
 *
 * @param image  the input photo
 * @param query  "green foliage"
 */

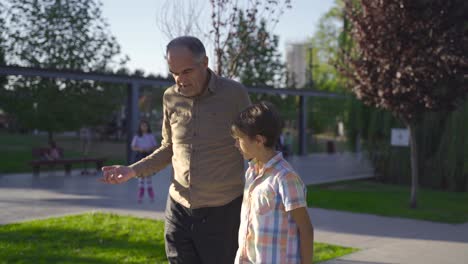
xmin=340 ymin=0 xmax=468 ymax=202
xmin=209 ymin=0 xmax=291 ymax=76
xmin=0 ymin=0 xmax=127 ymax=136
xmin=342 ymin=0 xmax=468 ymax=121
xmin=419 ymin=103 xmax=468 ymax=191
xmin=0 ymin=44 xmax=4 ymax=67
xmin=307 ymin=180 xmax=468 ymax=223
xmin=223 ymin=11 xmax=285 ymax=88
xmin=0 ymin=47 xmax=5 ymax=90
xmin=344 ymin=98 xmax=365 ymax=151
xmin=348 ymin=98 xmax=468 ymax=192
xmin=0 ymin=132 xmax=125 ymax=173
xmin=0 ymin=132 xmax=45 ymax=173
xmin=221 ymin=9 xmax=294 ymax=126
xmin=0 ymin=3 xmax=6 ymax=89
xmin=2 ymin=0 xmax=125 ymax=70
xmin=309 ymin=0 xmax=347 ymax=93
xmin=306 ymin=0 xmax=350 ymax=134
xmin=308 ymin=97 xmax=347 ymax=134
xmin=0 ymin=212 xmax=356 ymax=263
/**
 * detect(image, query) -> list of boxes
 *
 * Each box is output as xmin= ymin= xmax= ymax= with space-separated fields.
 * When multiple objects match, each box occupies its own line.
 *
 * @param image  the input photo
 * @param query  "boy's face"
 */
xmin=232 ymin=129 xmax=262 ymax=160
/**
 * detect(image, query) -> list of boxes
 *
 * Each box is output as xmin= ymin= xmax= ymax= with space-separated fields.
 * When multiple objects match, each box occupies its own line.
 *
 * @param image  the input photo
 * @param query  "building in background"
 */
xmin=285 ymin=42 xmax=308 ymax=88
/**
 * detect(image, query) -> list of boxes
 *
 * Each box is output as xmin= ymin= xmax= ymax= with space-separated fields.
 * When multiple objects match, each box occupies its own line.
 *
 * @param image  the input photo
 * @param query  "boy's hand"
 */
xmin=99 ymin=165 xmax=136 ymax=184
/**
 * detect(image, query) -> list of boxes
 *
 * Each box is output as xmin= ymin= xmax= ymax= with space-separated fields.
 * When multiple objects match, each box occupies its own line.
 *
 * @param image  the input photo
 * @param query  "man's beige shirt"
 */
xmin=130 ymin=70 xmax=251 ymax=209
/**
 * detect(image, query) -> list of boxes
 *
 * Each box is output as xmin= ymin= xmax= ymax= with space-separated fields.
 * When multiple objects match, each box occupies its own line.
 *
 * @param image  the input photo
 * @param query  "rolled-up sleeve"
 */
xmin=278 ymin=172 xmax=307 ymax=212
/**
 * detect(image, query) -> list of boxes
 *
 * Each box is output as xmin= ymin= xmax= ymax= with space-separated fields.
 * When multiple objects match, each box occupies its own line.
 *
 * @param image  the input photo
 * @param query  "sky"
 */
xmin=100 ymin=0 xmax=335 ymax=76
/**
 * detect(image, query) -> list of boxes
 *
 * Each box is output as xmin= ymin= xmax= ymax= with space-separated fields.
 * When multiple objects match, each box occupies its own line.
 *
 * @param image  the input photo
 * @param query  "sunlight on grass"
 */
xmin=0 ymin=213 xmax=167 ymax=263
xmin=307 ymin=180 xmax=468 ymax=223
xmin=0 ymin=213 xmax=356 ymax=263
xmin=314 ymin=242 xmax=358 ymax=263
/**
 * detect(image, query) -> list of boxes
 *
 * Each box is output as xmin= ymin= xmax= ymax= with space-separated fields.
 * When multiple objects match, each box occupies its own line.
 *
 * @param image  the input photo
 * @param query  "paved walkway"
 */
xmin=313 ymin=207 xmax=468 ymax=264
xmin=1 ymin=153 xmax=467 ymax=264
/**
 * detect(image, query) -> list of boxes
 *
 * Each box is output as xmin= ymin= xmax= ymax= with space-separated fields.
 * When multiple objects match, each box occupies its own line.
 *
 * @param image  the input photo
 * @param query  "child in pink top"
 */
xmin=131 ymin=120 xmax=158 ymax=203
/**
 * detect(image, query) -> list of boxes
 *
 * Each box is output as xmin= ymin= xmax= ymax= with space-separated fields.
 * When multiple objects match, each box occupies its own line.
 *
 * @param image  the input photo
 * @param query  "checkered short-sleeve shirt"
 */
xmin=235 ymin=152 xmax=307 ymax=264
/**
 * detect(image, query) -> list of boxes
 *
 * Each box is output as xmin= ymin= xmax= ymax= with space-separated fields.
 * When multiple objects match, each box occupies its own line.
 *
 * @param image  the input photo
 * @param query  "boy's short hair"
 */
xmin=231 ymin=101 xmax=283 ymax=148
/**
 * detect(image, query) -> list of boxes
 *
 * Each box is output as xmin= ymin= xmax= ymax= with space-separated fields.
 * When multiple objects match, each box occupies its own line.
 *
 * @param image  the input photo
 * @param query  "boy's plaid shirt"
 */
xmin=235 ymin=152 xmax=307 ymax=264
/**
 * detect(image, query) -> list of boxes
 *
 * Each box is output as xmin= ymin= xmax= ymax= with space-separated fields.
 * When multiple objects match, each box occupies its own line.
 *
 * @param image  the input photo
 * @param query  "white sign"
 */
xmin=391 ymin=128 xmax=409 ymax=146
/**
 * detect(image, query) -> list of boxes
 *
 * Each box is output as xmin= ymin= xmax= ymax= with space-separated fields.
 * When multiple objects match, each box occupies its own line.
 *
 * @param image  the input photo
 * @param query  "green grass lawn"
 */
xmin=307 ymin=180 xmax=468 ymax=223
xmin=0 ymin=132 xmax=46 ymax=173
xmin=0 ymin=213 xmax=356 ymax=264
xmin=0 ymin=132 xmax=125 ymax=174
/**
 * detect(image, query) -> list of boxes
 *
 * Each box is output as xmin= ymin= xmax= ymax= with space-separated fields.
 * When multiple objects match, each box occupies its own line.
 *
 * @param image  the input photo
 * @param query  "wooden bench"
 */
xmin=29 ymin=147 xmax=106 ymax=176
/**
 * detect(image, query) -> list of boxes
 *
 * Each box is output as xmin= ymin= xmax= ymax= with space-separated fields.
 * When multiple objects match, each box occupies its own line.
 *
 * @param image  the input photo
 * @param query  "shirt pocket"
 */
xmin=200 ymin=111 xmax=232 ymax=139
xmin=252 ymin=184 xmax=276 ymax=216
xmin=170 ymin=112 xmax=192 ymax=142
xmin=206 ymin=111 xmax=230 ymax=126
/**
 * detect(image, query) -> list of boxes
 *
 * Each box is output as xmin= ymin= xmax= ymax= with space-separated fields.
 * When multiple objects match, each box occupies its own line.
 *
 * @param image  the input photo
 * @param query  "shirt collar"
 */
xmin=248 ymin=152 xmax=283 ymax=175
xmin=206 ymin=68 xmax=217 ymax=94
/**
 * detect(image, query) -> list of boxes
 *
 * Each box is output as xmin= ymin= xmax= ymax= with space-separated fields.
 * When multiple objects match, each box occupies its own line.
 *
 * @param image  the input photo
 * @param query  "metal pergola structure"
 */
xmin=0 ymin=65 xmax=344 ymax=163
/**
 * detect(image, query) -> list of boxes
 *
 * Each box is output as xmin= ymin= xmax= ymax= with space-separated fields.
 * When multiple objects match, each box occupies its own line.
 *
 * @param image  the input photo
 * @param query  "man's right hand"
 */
xmin=99 ymin=165 xmax=137 ymax=184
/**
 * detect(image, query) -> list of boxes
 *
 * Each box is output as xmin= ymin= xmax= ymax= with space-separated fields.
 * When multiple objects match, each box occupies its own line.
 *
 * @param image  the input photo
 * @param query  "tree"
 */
xmin=306 ymin=0 xmax=352 ymax=135
xmin=0 ymin=47 xmax=6 ymax=125
xmin=341 ymin=0 xmax=468 ymax=207
xmin=0 ymin=45 xmax=5 ymax=86
xmin=209 ymin=0 xmax=291 ymax=77
xmin=310 ymin=0 xmax=347 ymax=92
xmin=0 ymin=1 xmax=6 ymax=86
xmin=220 ymin=9 xmax=300 ymax=129
xmin=0 ymin=0 xmax=127 ymax=141
xmin=156 ymin=0 xmax=207 ymax=44
xmin=155 ymin=0 xmax=291 ymax=80
xmin=224 ymin=11 xmax=285 ymax=88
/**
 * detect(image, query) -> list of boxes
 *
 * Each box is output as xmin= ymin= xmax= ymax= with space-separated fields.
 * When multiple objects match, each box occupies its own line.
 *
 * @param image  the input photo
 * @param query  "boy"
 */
xmin=231 ymin=102 xmax=314 ymax=264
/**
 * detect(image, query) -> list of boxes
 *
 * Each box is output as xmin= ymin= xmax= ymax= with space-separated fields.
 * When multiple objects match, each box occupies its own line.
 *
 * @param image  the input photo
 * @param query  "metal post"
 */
xmin=298 ymin=95 xmax=307 ymax=156
xmin=308 ymin=45 xmax=313 ymax=87
xmin=297 ymin=44 xmax=314 ymax=156
xmin=126 ymin=82 xmax=140 ymax=164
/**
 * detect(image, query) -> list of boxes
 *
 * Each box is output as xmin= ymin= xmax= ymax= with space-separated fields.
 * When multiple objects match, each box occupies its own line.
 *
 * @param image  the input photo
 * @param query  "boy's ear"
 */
xmin=255 ymin=135 xmax=266 ymax=145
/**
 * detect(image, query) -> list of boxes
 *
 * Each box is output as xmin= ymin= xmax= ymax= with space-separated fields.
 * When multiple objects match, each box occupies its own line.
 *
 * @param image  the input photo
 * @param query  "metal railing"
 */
xmin=0 ymin=65 xmax=345 ymax=163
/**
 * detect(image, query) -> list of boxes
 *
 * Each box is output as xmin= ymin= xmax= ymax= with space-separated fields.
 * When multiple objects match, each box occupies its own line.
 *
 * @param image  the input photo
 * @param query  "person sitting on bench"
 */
xmin=43 ymin=140 xmax=62 ymax=160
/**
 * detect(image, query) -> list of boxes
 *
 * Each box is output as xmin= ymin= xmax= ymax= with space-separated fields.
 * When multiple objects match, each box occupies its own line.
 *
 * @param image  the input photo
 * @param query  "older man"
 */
xmin=100 ymin=36 xmax=251 ymax=264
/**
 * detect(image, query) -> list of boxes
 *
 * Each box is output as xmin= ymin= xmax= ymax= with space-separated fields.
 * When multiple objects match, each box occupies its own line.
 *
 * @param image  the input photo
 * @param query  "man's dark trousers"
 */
xmin=164 ymin=195 xmax=242 ymax=264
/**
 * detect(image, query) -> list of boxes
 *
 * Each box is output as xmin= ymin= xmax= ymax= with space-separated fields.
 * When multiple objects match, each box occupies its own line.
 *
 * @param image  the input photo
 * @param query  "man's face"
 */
xmin=167 ymin=47 xmax=208 ymax=97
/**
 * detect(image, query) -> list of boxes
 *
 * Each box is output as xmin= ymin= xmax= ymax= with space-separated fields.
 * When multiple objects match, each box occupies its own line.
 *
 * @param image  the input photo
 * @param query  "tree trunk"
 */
xmin=216 ymin=48 xmax=222 ymax=75
xmin=408 ymin=121 xmax=419 ymax=208
xmin=48 ymin=130 xmax=54 ymax=144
